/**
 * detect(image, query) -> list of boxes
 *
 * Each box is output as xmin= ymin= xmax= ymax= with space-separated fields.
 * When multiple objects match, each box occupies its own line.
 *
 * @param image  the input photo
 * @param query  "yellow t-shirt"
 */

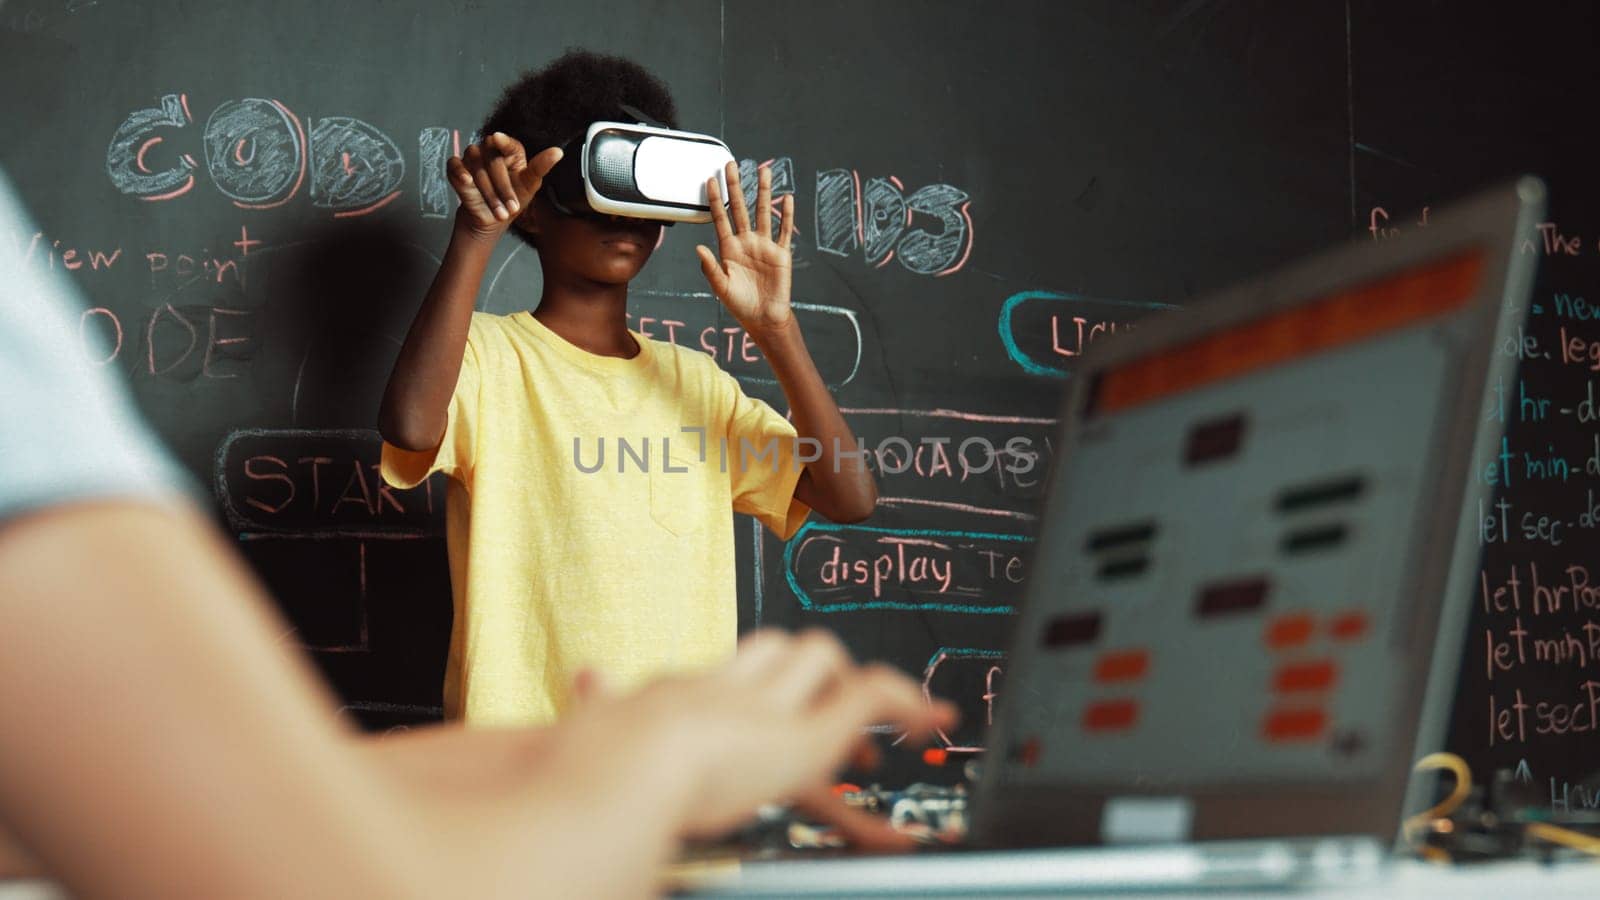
xmin=381 ymin=311 xmax=809 ymax=725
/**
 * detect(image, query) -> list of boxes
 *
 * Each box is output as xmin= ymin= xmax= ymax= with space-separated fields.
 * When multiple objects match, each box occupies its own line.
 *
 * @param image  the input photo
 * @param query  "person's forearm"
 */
xmin=0 ymin=501 xmax=691 ymax=899
xmin=0 ymin=825 xmax=43 ymax=881
xmin=749 ymin=317 xmax=877 ymax=522
xmin=362 ymin=724 xmax=556 ymax=803
xmin=378 ymin=212 xmax=497 ymax=450
xmin=0 ymin=503 xmax=430 ymax=898
xmin=365 ymin=703 xmax=696 ymax=898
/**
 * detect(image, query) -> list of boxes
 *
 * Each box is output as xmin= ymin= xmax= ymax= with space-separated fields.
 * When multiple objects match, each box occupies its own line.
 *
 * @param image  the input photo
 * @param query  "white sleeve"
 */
xmin=0 ymin=169 xmax=193 ymax=524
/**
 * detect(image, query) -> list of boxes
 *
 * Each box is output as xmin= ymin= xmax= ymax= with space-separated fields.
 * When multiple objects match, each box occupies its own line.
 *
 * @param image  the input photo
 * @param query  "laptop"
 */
xmin=687 ymin=177 xmax=1545 ymax=896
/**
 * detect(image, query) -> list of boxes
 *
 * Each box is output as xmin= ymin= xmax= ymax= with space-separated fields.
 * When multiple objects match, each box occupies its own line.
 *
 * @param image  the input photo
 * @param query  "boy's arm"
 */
xmin=378 ymin=135 xmax=562 ymax=450
xmin=748 ymin=318 xmax=877 ymax=522
xmin=696 ymin=162 xmax=878 ymax=523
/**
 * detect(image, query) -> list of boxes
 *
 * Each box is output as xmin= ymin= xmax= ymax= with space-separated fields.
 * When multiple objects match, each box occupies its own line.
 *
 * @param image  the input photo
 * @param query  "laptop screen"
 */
xmin=999 ymin=248 xmax=1488 ymax=793
xmin=972 ymin=180 xmax=1536 ymax=839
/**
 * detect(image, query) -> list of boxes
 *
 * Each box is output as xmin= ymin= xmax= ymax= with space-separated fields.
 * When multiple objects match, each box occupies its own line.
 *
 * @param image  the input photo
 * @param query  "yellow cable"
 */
xmin=1525 ymin=823 xmax=1600 ymax=858
xmin=1401 ymin=753 xmax=1600 ymax=861
xmin=1403 ymin=752 xmax=1473 ymax=863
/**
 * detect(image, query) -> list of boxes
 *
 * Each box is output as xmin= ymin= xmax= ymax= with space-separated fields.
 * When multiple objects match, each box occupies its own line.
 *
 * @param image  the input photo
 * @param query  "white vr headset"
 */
xmin=543 ymin=106 xmax=736 ymax=225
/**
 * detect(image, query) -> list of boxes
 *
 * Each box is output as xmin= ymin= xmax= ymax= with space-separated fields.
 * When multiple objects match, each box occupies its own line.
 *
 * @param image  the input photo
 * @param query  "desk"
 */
xmin=0 ymin=882 xmax=63 ymax=900
xmin=677 ymin=851 xmax=1599 ymax=898
xmin=6 ymin=858 xmax=1594 ymax=897
xmin=1310 ymin=862 xmax=1596 ymax=898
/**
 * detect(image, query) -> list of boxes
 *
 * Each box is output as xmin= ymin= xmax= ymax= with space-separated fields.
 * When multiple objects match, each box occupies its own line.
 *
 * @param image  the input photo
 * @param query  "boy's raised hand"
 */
xmin=697 ymin=161 xmax=796 ymax=335
xmin=448 ymin=132 xmax=563 ymax=237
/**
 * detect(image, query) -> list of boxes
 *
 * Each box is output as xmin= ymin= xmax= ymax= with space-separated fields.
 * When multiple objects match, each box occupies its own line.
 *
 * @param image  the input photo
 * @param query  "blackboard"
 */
xmin=15 ymin=0 xmax=1580 ymax=799
xmin=1348 ymin=2 xmax=1600 ymax=811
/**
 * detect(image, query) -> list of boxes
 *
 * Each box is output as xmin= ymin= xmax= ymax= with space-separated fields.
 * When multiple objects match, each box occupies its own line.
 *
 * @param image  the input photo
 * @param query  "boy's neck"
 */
xmin=531 ymin=284 xmax=639 ymax=359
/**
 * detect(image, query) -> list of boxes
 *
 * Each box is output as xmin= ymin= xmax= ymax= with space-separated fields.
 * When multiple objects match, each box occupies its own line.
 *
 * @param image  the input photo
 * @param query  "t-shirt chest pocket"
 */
xmin=648 ymin=446 xmax=711 ymax=538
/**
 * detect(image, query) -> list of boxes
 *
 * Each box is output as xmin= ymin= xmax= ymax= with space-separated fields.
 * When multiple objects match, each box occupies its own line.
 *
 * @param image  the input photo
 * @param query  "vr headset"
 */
xmin=543 ymin=105 xmax=736 ymax=226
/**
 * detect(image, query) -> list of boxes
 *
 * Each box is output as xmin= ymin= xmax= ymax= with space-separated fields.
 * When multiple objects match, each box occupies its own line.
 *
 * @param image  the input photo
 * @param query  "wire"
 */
xmin=1403 ymin=752 xmax=1473 ymax=863
xmin=1402 ymin=753 xmax=1600 ymax=862
xmin=1525 ymin=823 xmax=1600 ymax=858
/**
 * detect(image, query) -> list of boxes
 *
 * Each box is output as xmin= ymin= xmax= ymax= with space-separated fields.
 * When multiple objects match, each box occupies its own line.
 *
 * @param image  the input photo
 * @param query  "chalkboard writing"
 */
xmin=1347 ymin=2 xmax=1600 ymax=810
xmin=215 ymin=428 xmax=442 ymax=536
xmin=5 ymin=1 xmax=1416 ymax=783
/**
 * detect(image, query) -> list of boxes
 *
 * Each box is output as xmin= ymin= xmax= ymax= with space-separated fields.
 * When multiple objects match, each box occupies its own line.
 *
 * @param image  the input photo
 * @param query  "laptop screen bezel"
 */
xmin=973 ymin=178 xmax=1545 ymax=849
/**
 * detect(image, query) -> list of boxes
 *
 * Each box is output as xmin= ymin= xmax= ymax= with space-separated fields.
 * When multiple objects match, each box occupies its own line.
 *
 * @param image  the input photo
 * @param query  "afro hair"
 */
xmin=481 ymin=49 xmax=678 ymax=251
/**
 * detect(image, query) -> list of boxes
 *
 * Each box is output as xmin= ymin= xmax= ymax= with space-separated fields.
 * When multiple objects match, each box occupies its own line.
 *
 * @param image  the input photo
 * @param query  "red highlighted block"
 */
xmin=1273 ymin=660 xmax=1338 ymax=692
xmin=1093 ymin=649 xmax=1150 ymax=683
xmin=1330 ymin=611 xmax=1370 ymax=641
xmin=1083 ymin=699 xmax=1140 ymax=733
xmin=1265 ymin=613 xmax=1315 ymax=649
xmin=922 ymin=748 xmax=949 ymax=766
xmin=1262 ymin=708 xmax=1327 ymax=741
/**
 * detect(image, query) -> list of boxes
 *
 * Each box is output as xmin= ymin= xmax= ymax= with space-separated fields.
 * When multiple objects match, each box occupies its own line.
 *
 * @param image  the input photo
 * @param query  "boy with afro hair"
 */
xmin=379 ymin=50 xmax=876 ymax=726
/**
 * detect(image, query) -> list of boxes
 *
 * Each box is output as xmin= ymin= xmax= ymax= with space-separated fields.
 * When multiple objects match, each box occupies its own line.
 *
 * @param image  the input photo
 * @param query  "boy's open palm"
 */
xmin=449 ymin=132 xmax=563 ymax=237
xmin=697 ymin=161 xmax=796 ymax=334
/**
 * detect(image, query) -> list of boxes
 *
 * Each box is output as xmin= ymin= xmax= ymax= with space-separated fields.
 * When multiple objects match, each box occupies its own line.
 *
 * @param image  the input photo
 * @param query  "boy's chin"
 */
xmin=583 ymin=258 xmax=651 ymax=284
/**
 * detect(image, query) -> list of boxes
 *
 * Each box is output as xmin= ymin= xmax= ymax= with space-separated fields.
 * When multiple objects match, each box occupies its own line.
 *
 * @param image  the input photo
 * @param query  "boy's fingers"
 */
xmin=513 ymin=146 xmax=562 ymax=201
xmin=706 ymin=176 xmax=733 ymax=243
xmin=492 ymin=131 xmax=527 ymax=169
xmin=461 ymin=142 xmax=485 ymax=176
xmin=526 ymin=145 xmax=565 ymax=180
xmin=724 ymin=161 xmax=751 ymax=234
xmin=695 ymin=245 xmax=730 ymax=295
xmin=487 ymin=154 xmax=517 ymax=215
xmin=446 ymin=156 xmax=476 ymax=197
xmin=755 ymin=165 xmax=772 ymax=240
xmin=472 ymin=166 xmax=506 ymax=220
xmin=467 ymin=165 xmax=505 ymax=219
xmin=778 ymin=194 xmax=795 ymax=250
xmin=459 ymin=144 xmax=499 ymax=214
